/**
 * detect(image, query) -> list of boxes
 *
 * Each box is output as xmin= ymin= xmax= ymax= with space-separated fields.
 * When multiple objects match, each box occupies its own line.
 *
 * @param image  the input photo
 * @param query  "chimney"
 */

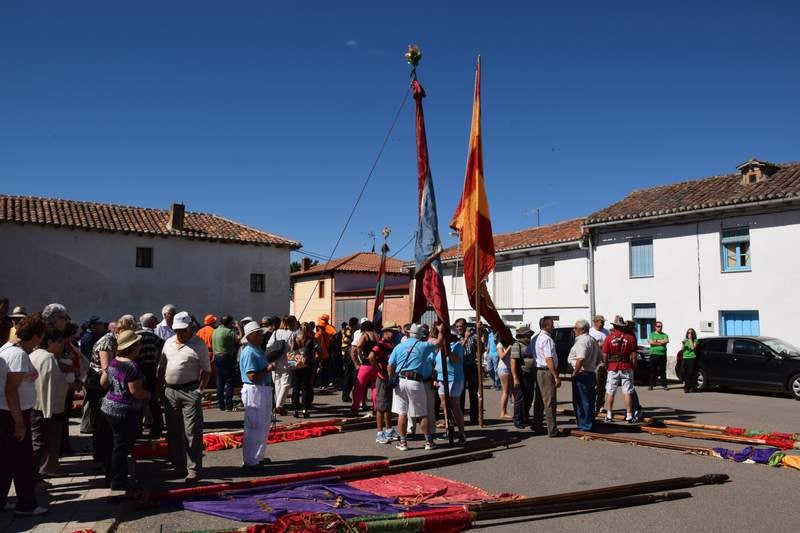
xmin=167 ymin=203 xmax=185 ymax=231
xmin=301 ymin=257 xmax=312 ymax=272
xmin=737 ymin=158 xmax=778 ymax=186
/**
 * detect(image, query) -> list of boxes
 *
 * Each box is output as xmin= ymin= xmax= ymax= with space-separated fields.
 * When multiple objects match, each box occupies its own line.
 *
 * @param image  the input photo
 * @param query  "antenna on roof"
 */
xmin=367 ymin=230 xmax=376 ymax=253
xmin=523 ymin=202 xmax=556 ymax=227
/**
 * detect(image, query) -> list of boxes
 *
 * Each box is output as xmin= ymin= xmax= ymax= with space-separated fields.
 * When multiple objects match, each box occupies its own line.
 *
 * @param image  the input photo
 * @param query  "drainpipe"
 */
xmin=587 ymin=233 xmax=596 ymax=319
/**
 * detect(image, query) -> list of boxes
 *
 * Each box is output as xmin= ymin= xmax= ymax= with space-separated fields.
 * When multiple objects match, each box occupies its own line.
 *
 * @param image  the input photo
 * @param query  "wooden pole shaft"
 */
xmin=475 ymin=240 xmax=485 ymax=427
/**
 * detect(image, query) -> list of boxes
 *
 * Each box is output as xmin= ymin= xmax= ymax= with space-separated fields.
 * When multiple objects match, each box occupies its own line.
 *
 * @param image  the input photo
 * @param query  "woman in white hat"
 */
xmin=99 ymin=330 xmax=150 ymax=490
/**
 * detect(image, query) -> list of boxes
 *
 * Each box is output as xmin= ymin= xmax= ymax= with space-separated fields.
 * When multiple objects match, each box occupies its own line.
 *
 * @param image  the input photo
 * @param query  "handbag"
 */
xmin=388 ymin=340 xmax=420 ymax=389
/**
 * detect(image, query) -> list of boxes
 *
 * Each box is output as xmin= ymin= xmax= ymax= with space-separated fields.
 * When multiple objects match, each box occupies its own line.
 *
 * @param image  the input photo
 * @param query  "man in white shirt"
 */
xmin=569 ymin=319 xmax=601 ymax=431
xmin=533 ymin=317 xmax=562 ymax=437
xmin=155 ymin=304 xmax=177 ymax=340
xmin=588 ymin=315 xmax=609 ymax=413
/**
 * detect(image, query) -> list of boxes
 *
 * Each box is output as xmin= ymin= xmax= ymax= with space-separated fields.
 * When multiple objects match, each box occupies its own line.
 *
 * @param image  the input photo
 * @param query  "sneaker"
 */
xmin=375 ymin=432 xmax=390 ymax=444
xmin=457 ymin=434 xmax=467 ymax=446
xmin=14 ymin=506 xmax=48 ymax=517
xmin=625 ymin=414 xmax=635 ymax=423
xmin=424 ymin=440 xmax=437 ymax=450
xmin=662 ymin=386 xmax=668 ymax=391
xmin=395 ymin=440 xmax=408 ymax=451
xmin=386 ymin=428 xmax=400 ymax=441
xmin=604 ymin=415 xmax=613 ymax=423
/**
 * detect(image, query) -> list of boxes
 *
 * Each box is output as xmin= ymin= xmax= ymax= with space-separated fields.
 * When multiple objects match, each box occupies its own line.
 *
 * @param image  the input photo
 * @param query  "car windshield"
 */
xmin=762 ymin=339 xmax=800 ymax=357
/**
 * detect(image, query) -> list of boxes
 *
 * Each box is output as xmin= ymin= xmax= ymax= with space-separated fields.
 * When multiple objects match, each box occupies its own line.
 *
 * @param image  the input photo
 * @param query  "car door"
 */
xmin=729 ymin=339 xmax=784 ymax=390
xmin=697 ymin=338 xmax=730 ymax=384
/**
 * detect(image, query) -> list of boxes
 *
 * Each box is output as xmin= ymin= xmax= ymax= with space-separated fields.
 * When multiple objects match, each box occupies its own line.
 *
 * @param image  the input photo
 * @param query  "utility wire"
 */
xmin=296 ymin=86 xmax=412 ymax=320
xmin=390 ymin=233 xmax=415 ymax=259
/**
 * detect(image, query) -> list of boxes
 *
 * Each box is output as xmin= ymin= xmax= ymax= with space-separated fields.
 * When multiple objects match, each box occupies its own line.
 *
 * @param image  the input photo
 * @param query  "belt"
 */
xmin=400 ymin=371 xmax=423 ymax=381
xmin=166 ymin=380 xmax=199 ymax=390
xmin=537 ymin=366 xmax=548 ymax=370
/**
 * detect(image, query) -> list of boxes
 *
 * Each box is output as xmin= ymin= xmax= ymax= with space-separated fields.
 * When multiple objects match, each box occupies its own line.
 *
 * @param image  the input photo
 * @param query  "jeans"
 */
xmin=649 ymin=356 xmax=667 ymax=388
xmin=595 ymin=365 xmax=608 ymax=411
xmin=214 ymin=354 xmax=235 ymax=410
xmin=572 ymin=372 xmax=597 ymax=430
xmin=487 ymin=355 xmax=500 ymax=388
xmin=0 ymin=409 xmax=38 ymax=512
xmin=512 ymin=372 xmax=535 ymax=427
xmin=102 ymin=411 xmax=141 ymax=490
xmin=461 ymin=364 xmax=479 ymax=424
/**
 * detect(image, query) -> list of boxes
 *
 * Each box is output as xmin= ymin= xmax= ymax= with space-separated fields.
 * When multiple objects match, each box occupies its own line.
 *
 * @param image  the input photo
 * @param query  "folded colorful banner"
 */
xmin=132 ymin=419 xmax=343 ymax=459
xmin=711 ymin=446 xmax=800 ymax=470
xmin=182 ymin=471 xmax=505 ymax=526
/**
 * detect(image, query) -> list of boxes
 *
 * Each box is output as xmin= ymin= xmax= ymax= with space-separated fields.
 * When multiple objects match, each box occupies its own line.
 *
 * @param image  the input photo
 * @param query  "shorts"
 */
xmin=606 ymin=369 xmax=635 ymax=395
xmin=375 ymin=379 xmax=392 ymax=412
xmin=497 ymin=360 xmax=509 ymax=376
xmin=438 ymin=380 xmax=464 ymax=397
xmin=391 ymin=377 xmax=428 ymax=418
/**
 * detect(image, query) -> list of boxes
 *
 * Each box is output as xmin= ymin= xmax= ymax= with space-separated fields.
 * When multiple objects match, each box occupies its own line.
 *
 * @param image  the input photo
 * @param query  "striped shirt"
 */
xmin=136 ymin=328 xmax=163 ymax=366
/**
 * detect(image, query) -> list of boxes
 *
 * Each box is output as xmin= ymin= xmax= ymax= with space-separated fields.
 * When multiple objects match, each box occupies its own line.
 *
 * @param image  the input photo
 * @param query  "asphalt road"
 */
xmin=117 ymin=382 xmax=800 ymax=532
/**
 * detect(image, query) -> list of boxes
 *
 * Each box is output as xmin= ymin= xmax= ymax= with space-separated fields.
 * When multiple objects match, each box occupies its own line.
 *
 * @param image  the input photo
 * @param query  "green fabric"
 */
xmin=648 ymin=332 xmax=668 ymax=356
xmin=211 ymin=325 xmax=236 ymax=355
xmin=768 ymin=451 xmax=786 ymax=467
xmin=744 ymin=429 xmax=768 ymax=437
xmin=682 ymin=339 xmax=697 ymax=359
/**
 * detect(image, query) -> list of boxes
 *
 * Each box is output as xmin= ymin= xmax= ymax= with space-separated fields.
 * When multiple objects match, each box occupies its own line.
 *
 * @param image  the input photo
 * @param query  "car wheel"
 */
xmin=695 ymin=369 xmax=708 ymax=392
xmin=789 ymin=374 xmax=800 ymax=401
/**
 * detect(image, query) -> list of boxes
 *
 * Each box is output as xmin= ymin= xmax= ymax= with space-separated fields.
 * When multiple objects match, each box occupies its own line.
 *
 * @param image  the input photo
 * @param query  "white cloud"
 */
xmin=345 ymin=40 xmax=358 ymax=47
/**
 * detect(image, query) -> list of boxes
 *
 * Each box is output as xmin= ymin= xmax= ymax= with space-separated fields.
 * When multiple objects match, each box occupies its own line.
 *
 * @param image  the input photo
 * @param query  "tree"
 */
xmin=290 ymin=258 xmax=319 ymax=273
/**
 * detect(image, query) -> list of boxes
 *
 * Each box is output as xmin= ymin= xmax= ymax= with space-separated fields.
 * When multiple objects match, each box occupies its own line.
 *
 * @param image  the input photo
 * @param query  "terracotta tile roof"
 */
xmin=586 ymin=161 xmax=800 ymax=225
xmin=0 ymin=194 xmax=300 ymax=248
xmin=291 ymin=252 xmax=407 ymax=277
xmin=439 ymin=218 xmax=585 ymax=261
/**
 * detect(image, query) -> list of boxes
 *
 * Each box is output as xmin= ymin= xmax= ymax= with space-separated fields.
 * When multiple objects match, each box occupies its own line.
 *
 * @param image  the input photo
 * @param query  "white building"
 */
xmin=586 ymin=158 xmax=800 ymax=365
xmin=0 ymin=195 xmax=300 ymax=323
xmin=439 ymin=218 xmax=590 ymax=328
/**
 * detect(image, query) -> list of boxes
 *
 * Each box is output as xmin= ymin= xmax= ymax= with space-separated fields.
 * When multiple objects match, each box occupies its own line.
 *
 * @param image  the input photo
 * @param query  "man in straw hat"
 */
xmin=601 ymin=315 xmax=638 ymax=423
xmin=8 ymin=306 xmax=27 ymax=343
xmin=239 ymin=320 xmax=274 ymax=470
xmin=510 ymin=325 xmax=536 ymax=430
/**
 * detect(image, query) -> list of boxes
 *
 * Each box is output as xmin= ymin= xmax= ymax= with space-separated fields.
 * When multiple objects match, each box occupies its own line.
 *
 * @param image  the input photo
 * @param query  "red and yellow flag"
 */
xmin=450 ymin=56 xmax=496 ymax=296
xmin=450 ymin=57 xmax=513 ymax=346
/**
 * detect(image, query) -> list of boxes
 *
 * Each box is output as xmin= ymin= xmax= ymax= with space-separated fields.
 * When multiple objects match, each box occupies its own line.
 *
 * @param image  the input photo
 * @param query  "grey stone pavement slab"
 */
xmin=6 ymin=383 xmax=800 ymax=532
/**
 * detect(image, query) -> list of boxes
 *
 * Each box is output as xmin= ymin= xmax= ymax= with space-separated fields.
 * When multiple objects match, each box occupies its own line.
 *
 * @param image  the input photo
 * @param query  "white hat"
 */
xmin=243 ymin=321 xmax=264 ymax=339
xmin=172 ymin=311 xmax=192 ymax=330
xmin=360 ymin=317 xmax=369 ymax=325
xmin=241 ymin=316 xmax=254 ymax=324
xmin=408 ymin=323 xmax=425 ymax=339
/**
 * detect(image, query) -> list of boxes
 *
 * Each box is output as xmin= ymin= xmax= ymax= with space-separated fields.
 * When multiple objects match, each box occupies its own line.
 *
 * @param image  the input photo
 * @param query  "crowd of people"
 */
xmin=0 ymin=295 xmax=701 ymax=516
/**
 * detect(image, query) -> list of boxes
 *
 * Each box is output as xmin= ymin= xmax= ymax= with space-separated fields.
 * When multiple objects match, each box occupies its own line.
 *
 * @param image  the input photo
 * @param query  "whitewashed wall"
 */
xmin=593 ymin=208 xmax=800 ymax=356
xmin=441 ymin=245 xmax=591 ymax=328
xmin=0 ymin=224 xmax=292 ymax=323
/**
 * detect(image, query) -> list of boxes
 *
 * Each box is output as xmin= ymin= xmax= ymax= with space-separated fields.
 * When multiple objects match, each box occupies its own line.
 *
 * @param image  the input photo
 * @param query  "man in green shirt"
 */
xmin=211 ymin=315 xmax=239 ymax=411
xmin=648 ymin=322 xmax=669 ymax=390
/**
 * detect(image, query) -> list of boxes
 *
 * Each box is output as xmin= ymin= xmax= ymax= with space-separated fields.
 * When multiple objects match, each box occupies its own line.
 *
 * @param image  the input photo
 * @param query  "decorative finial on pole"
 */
xmin=381 ymin=226 xmax=391 ymax=240
xmin=405 ymin=44 xmax=422 ymax=78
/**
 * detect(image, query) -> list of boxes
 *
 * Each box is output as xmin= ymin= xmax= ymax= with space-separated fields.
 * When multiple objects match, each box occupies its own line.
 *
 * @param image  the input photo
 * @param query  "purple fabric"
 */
xmin=183 ymin=481 xmax=413 ymax=522
xmin=713 ymin=446 xmax=780 ymax=464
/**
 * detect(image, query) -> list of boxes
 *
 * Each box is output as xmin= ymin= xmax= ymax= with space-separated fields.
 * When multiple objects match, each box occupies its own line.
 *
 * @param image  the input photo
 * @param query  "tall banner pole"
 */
xmin=475 ymin=239 xmax=484 ymax=427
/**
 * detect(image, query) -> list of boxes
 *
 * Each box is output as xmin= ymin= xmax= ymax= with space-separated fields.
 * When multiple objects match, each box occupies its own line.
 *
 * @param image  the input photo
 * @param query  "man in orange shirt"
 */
xmin=315 ymin=314 xmax=336 ymax=388
xmin=196 ymin=314 xmax=217 ymax=381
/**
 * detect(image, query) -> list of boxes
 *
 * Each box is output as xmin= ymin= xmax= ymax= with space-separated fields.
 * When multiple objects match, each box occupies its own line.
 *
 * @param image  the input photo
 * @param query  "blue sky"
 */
xmin=2 ymin=1 xmax=799 ymax=261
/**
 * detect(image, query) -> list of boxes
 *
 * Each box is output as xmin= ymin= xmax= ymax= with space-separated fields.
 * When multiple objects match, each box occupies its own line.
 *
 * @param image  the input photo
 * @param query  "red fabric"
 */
xmin=764 ymin=436 xmax=797 ymax=449
xmin=724 ymin=427 xmax=746 ymax=436
xmin=133 ymin=419 xmax=344 ymax=459
xmin=348 ymin=471 xmax=516 ymax=506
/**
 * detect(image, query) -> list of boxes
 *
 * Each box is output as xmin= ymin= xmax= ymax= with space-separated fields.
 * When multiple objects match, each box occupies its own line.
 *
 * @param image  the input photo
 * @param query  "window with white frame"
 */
xmin=632 ymin=303 xmax=657 ymax=344
xmin=629 ymin=238 xmax=654 ymax=278
xmin=721 ymin=228 xmax=751 ymax=272
xmin=539 ymin=258 xmax=555 ymax=289
xmin=452 ymin=263 xmax=464 ymax=295
xmin=493 ymin=262 xmax=513 ymax=307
